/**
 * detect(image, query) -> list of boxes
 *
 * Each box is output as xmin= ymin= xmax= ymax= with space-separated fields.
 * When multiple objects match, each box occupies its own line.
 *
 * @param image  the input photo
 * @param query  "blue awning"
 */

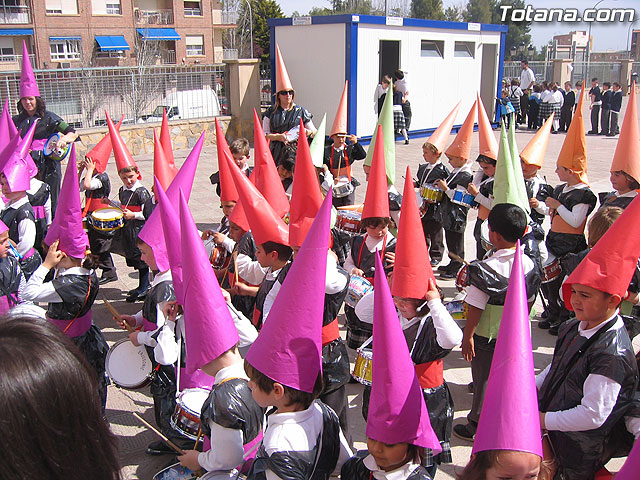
xmin=0 ymin=29 xmax=34 ymax=36
xmin=95 ymin=35 xmax=130 ymax=51
xmin=50 ymin=36 xmax=81 ymax=41
xmin=136 ymin=28 xmax=180 ymax=41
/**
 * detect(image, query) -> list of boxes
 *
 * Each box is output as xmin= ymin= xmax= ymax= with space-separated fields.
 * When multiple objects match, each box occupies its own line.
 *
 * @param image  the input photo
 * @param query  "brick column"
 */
xmin=224 ymin=59 xmax=260 ymax=140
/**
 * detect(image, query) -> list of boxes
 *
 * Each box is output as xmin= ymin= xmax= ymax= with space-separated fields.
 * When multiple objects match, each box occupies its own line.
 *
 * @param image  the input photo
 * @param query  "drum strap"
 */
xmin=61 ymin=284 xmax=93 ymax=336
xmin=322 ymin=319 xmax=340 ymax=345
xmin=331 ymin=148 xmax=351 ymax=181
xmin=550 ymin=211 xmax=586 ymax=235
xmin=356 ymin=235 xmax=386 ymax=284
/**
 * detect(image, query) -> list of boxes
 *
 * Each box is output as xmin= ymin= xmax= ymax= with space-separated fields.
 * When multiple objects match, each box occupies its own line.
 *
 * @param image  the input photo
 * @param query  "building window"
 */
xmin=46 ymin=0 xmax=78 ymax=15
xmin=454 ymin=41 xmax=475 ymax=58
xmin=50 ymin=39 xmax=80 ymax=60
xmin=92 ymin=0 xmax=121 ymax=15
xmin=184 ymin=0 xmax=202 ymax=16
xmin=186 ymin=35 xmax=204 ymax=56
xmin=420 ymin=40 xmax=444 ymax=58
xmin=0 ymin=37 xmax=14 ymax=61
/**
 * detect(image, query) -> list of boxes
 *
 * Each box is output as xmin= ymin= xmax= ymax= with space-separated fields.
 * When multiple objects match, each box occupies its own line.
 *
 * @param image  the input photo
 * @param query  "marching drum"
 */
xmin=352 ymin=348 xmax=373 ymax=386
xmin=345 ymin=275 xmax=373 ymax=308
xmin=153 ymin=463 xmax=196 ymax=480
xmin=420 ymin=184 xmax=444 ymax=204
xmin=451 ymin=186 xmax=477 ymax=208
xmin=542 ymin=258 xmax=562 ymax=284
xmin=333 ymin=177 xmax=354 ymax=198
xmin=170 ymin=388 xmax=210 ymax=440
xmin=204 ymin=238 xmax=231 ymax=270
xmin=105 ymin=338 xmax=152 ymax=389
xmin=88 ymin=207 xmax=125 ymax=232
xmin=335 ymin=210 xmax=363 ymax=234
xmin=43 ymin=133 xmax=70 ymax=162
xmin=445 ymin=300 xmax=469 ymax=321
xmin=455 ymin=264 xmax=469 ymax=292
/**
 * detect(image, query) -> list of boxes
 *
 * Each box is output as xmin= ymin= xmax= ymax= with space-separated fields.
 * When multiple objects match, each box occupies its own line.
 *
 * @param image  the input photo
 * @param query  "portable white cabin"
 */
xmin=268 ymin=14 xmax=507 ymax=141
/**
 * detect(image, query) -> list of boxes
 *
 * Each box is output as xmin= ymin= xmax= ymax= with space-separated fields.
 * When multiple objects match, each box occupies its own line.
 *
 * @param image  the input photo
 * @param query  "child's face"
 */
xmin=448 ymin=156 xmax=466 ymax=169
xmin=232 ymin=153 xmax=248 ymax=168
xmin=363 ymin=164 xmax=371 ymax=181
xmin=422 ymin=146 xmax=439 ymax=165
xmin=613 ymin=84 xmax=620 ymax=92
xmin=332 ymin=135 xmax=346 ymax=149
xmin=366 ymin=438 xmax=410 ymax=472
xmin=221 ymin=201 xmax=236 ymax=217
xmin=138 ymin=241 xmax=158 ymax=271
xmin=0 ymin=173 xmax=12 ymax=197
xmin=569 ymin=284 xmax=619 ymax=325
xmin=255 ymin=244 xmax=277 ymax=268
xmin=610 ymin=171 xmax=633 ymax=193
xmin=0 ymin=232 xmax=9 ymax=258
xmin=521 ymin=160 xmax=539 ymax=179
xmin=119 ymin=170 xmax=138 ymax=189
xmin=564 ymin=83 xmax=571 ymax=91
xmin=485 ymin=450 xmax=540 ymax=480
xmin=365 ymin=223 xmax=388 ymax=241
xmin=277 ymin=165 xmax=292 ymax=180
xmin=228 ymin=222 xmax=245 ymax=242
xmin=246 ymin=379 xmax=275 ymax=408
xmin=393 ymin=297 xmax=419 ymax=320
xmin=555 ymin=166 xmax=571 ymax=183
xmin=478 ymin=161 xmax=496 ymax=178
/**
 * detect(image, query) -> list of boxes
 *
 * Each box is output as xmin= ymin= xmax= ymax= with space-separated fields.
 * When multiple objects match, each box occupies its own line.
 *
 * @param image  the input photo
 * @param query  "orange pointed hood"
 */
xmin=445 ymin=100 xmax=477 ymax=162
xmin=275 ymin=44 xmax=293 ymax=93
xmin=610 ymin=83 xmax=640 ymax=185
xmin=520 ymin=113 xmax=554 ymax=168
xmin=557 ymin=89 xmax=588 ymax=184
xmin=330 ymin=81 xmax=348 ymax=137
xmin=426 ymin=101 xmax=461 ymax=155
xmin=477 ymin=92 xmax=498 ymax=160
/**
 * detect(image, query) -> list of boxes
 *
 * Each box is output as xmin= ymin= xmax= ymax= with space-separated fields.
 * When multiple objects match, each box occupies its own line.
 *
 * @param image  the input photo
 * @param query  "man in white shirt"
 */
xmin=520 ymin=60 xmax=536 ymax=90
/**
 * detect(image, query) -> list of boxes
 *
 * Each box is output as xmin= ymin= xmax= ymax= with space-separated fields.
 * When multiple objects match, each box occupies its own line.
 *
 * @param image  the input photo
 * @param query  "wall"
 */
xmin=75 ymin=115 xmax=231 ymax=157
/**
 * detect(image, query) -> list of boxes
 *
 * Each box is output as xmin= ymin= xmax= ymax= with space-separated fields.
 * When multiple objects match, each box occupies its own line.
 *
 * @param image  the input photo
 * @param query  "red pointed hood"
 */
xmin=86 ymin=115 xmax=124 ymax=173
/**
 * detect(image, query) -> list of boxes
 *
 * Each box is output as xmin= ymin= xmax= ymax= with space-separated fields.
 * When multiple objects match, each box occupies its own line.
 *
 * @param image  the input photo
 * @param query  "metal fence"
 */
xmin=260 ymin=61 xmax=271 ymax=107
xmin=504 ymin=60 xmax=633 ymax=87
xmin=0 ymin=64 xmax=227 ymax=129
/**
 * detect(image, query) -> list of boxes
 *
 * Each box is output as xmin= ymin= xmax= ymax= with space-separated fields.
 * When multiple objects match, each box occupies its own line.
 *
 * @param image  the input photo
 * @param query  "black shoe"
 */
xmin=146 ymin=440 xmax=176 ymax=456
xmin=549 ymin=322 xmax=561 ymax=336
xmin=453 ymin=423 xmax=476 ymax=441
xmin=587 ymin=130 xmax=597 ymax=135
xmin=404 ymin=139 xmax=409 ymax=145
xmin=541 ymin=310 xmax=548 ymax=319
xmin=440 ymin=271 xmax=456 ymax=280
xmin=606 ymin=133 xmax=616 ymax=137
xmin=99 ymin=274 xmax=118 ymax=285
xmin=127 ymin=288 xmax=138 ymax=296
xmin=437 ymin=263 xmax=452 ymax=272
xmin=430 ymin=259 xmax=440 ymax=267
xmin=538 ymin=320 xmax=552 ymax=329
xmin=467 ymin=381 xmax=474 ymax=393
xmin=126 ymin=287 xmax=150 ymax=303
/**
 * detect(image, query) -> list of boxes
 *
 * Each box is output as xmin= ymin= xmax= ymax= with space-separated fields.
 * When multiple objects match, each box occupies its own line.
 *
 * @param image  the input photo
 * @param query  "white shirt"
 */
xmin=395 ymin=77 xmax=408 ymax=97
xmin=262 ymin=113 xmax=316 ymax=142
xmin=363 ymin=454 xmax=422 ymax=480
xmin=121 ymin=180 xmax=146 ymax=221
xmin=132 ymin=270 xmax=173 ymax=327
xmin=471 ymin=171 xmax=494 ymax=210
xmin=2 ymin=196 xmax=36 ymax=256
xmin=520 ymin=67 xmax=536 ymax=90
xmin=536 ymin=314 xmax=624 ymax=432
xmin=198 ymin=361 xmax=251 ymax=472
xmin=344 ymin=231 xmax=395 ymax=274
xmin=22 ymin=265 xmax=90 ymax=303
xmin=262 ymin=401 xmax=353 ymax=480
xmin=465 ymin=248 xmax=536 ymax=310
xmin=373 ymin=84 xmax=389 ymax=113
xmin=236 ymin=254 xmax=267 ymax=286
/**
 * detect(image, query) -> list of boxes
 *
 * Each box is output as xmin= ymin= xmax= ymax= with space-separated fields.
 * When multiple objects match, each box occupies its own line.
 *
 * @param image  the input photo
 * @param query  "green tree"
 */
xmin=247 ymin=0 xmax=284 ymax=62
xmin=491 ymin=0 xmax=531 ymax=57
xmin=444 ymin=4 xmax=463 ymax=21
xmin=411 ymin=0 xmax=445 ymax=20
xmin=463 ymin=0 xmax=491 ymax=23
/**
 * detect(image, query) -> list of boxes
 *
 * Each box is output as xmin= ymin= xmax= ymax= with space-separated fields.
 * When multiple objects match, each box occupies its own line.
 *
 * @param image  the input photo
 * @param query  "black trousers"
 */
xmin=590 ymin=104 xmax=601 ymax=133
xmin=473 ymin=218 xmax=487 ymax=261
xmin=600 ymin=108 xmax=610 ymax=135
xmin=468 ymin=334 xmax=496 ymax=428
xmin=444 ymin=229 xmax=465 ymax=270
xmin=422 ymin=217 xmax=444 ymax=263
xmin=609 ymin=111 xmax=620 ymax=135
xmin=88 ymin=227 xmax=115 ymax=276
xmin=402 ymin=101 xmax=412 ymax=130
xmin=319 ymin=385 xmax=350 ymax=445
xmin=559 ymin=107 xmax=572 ymax=131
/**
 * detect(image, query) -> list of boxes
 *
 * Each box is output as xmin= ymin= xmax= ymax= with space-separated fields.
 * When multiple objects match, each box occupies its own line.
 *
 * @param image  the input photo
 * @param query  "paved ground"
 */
xmin=92 ymin=95 xmax=639 ymax=479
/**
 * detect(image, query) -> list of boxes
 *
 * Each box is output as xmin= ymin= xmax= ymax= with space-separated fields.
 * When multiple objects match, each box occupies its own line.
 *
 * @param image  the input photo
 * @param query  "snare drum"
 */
xmin=445 ymin=300 xmax=469 ymax=321
xmin=43 ymin=133 xmax=70 ymax=162
xmin=455 ymin=264 xmax=468 ymax=292
xmin=205 ymin=239 xmax=231 ymax=270
xmin=153 ymin=463 xmax=196 ymax=480
xmin=88 ymin=207 xmax=125 ymax=232
xmin=352 ymin=348 xmax=373 ymax=386
xmin=336 ymin=210 xmax=363 ymax=234
xmin=170 ymin=388 xmax=210 ymax=440
xmin=346 ymin=275 xmax=373 ymax=308
xmin=451 ymin=186 xmax=477 ymax=208
xmin=333 ymin=177 xmax=355 ymax=198
xmin=542 ymin=258 xmax=562 ymax=284
xmin=105 ymin=338 xmax=152 ymax=389
xmin=420 ymin=184 xmax=444 ymax=203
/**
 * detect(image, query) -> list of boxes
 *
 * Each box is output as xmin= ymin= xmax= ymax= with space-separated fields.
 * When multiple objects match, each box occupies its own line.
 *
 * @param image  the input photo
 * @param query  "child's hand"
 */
xmin=230 ymin=281 xmax=256 ymax=297
xmin=466 ymin=183 xmax=479 ymax=196
xmin=178 ymin=450 xmax=201 ymax=471
xmin=529 ymin=197 xmax=539 ymax=208
xmin=545 ymin=197 xmax=561 ymax=210
xmin=201 ymin=229 xmax=214 ymax=240
xmin=221 ymin=288 xmax=232 ymax=303
xmin=212 ymin=232 xmax=226 ymax=245
xmin=435 ymin=179 xmax=448 ymax=191
xmin=43 ymin=240 xmax=66 ymax=269
xmin=462 ymin=335 xmax=475 ymax=362
xmin=424 ymin=278 xmax=440 ymax=302
xmin=348 ymin=134 xmax=358 ymax=144
xmin=160 ymin=301 xmax=179 ymax=323
xmin=350 ymin=267 xmax=365 ymax=277
xmin=84 ymin=158 xmax=96 ymax=173
xmin=128 ymin=331 xmax=141 ymax=347
xmin=384 ymin=251 xmax=395 ymax=267
xmin=122 ymin=209 xmax=136 ymax=220
xmin=117 ymin=314 xmax=136 ymax=330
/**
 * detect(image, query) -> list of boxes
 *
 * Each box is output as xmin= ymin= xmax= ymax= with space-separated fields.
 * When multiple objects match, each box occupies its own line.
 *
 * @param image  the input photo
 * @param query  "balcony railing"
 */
xmin=158 ymin=50 xmax=176 ymax=64
xmin=134 ymin=8 xmax=174 ymax=25
xmin=220 ymin=11 xmax=237 ymax=25
xmin=0 ymin=53 xmax=34 ymax=64
xmin=184 ymin=6 xmax=201 ymax=16
xmin=223 ymin=49 xmax=238 ymax=60
xmin=0 ymin=4 xmax=31 ymax=24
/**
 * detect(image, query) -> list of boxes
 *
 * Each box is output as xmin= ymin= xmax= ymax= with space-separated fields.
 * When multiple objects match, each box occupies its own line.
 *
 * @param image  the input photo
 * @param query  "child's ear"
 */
xmin=272 ymin=382 xmax=285 ymax=400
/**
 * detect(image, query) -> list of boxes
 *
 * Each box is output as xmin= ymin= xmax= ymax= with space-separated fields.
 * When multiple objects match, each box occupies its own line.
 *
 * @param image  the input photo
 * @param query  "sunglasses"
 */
xmin=278 ymin=90 xmax=294 ymax=96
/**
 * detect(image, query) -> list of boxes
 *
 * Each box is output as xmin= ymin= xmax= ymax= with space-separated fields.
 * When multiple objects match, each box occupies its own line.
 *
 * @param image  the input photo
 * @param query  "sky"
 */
xmin=276 ymin=0 xmax=638 ymax=51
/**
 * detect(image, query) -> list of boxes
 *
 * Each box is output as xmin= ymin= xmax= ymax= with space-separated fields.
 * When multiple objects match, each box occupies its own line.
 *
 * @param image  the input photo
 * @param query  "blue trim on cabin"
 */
xmin=346 ymin=19 xmax=358 ymax=135
xmin=270 ymin=26 xmax=276 ymax=99
xmin=496 ymin=30 xmax=507 ymax=123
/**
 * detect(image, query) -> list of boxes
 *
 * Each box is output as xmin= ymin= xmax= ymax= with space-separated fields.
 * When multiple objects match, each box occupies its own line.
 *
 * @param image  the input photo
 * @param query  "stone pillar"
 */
xmin=224 ymin=59 xmax=261 ymax=140
xmin=552 ymin=59 xmax=573 ymax=87
xmin=619 ymin=59 xmax=635 ymax=95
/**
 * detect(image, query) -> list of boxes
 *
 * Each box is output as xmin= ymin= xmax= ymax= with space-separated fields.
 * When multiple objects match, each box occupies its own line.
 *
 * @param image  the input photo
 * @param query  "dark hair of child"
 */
xmin=476 ymin=154 xmax=497 ymax=166
xmin=261 ymin=241 xmax=293 ymax=262
xmin=587 ymin=206 xmax=622 ymax=248
xmin=244 ymin=359 xmax=324 ymax=409
xmin=229 ymin=138 xmax=250 ymax=157
xmin=487 ymin=203 xmax=527 ymax=243
xmin=455 ymin=450 xmax=551 ymax=480
xmin=361 ymin=217 xmax=393 ymax=230
xmin=422 ymin=142 xmax=440 ymax=156
xmin=118 ymin=165 xmax=139 ymax=175
xmin=17 ymin=97 xmax=47 ymax=117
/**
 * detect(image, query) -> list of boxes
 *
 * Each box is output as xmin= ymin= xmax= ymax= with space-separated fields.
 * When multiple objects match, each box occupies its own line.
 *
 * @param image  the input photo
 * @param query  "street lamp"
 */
xmin=510 ymin=45 xmax=517 ymax=60
xmin=627 ymin=21 xmax=637 ymax=59
xmin=527 ymin=44 xmax=535 ymax=59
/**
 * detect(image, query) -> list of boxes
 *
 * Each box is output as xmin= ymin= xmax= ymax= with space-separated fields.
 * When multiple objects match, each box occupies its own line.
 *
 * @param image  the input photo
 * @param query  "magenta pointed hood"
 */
xmin=17 ymin=118 xmax=38 ymax=178
xmin=472 ymin=241 xmax=543 ymax=457
xmin=155 ymin=178 xmax=185 ymax=304
xmin=19 ymin=41 xmax=39 ymax=98
xmin=245 ymin=192 xmax=332 ymax=393
xmin=616 ymin=435 xmax=640 ymax=479
xmin=43 ymin=145 xmax=89 ymax=258
xmin=0 ymin=220 xmax=8 ymax=235
xmin=366 ymin=252 xmax=442 ymax=451
xmin=0 ymin=99 xmax=15 ymax=148
xmin=138 ymin=132 xmax=204 ymax=272
xmin=179 ymin=190 xmax=239 ymax=373
xmin=1 ymin=132 xmax=31 ymax=192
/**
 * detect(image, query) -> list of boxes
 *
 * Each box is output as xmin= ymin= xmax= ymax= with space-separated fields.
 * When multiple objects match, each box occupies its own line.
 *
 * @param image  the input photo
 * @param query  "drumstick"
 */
xmin=194 ymin=429 xmax=203 ymax=449
xmin=447 ymin=252 xmax=470 ymax=266
xmin=103 ymin=296 xmax=133 ymax=333
xmin=232 ymin=251 xmax=239 ymax=286
xmin=133 ymin=412 xmax=185 ymax=455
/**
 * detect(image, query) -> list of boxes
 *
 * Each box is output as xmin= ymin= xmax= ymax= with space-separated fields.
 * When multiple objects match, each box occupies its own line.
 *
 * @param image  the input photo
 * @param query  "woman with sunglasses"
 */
xmin=263 ymin=45 xmax=316 ymax=166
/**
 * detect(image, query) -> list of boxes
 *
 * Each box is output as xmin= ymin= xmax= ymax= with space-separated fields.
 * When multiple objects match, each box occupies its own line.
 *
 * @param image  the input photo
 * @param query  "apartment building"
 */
xmin=0 ymin=0 xmax=235 ymax=71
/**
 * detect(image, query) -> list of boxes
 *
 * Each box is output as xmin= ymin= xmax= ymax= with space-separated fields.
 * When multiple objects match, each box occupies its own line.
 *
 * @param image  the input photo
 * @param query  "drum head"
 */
xmin=178 ymin=388 xmax=210 ymax=415
xmin=106 ymin=339 xmax=152 ymax=388
xmin=153 ymin=463 xmax=196 ymax=480
xmin=43 ymin=133 xmax=61 ymax=156
xmin=93 ymin=207 xmax=123 ymax=220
